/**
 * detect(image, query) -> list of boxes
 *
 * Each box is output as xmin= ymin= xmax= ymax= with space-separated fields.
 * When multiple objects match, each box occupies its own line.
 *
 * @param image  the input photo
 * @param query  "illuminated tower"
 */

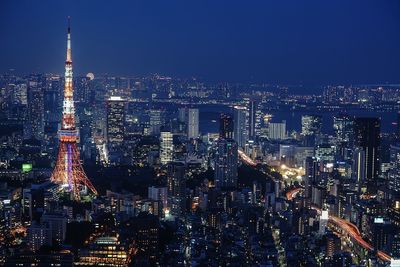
xmin=51 ymin=18 xmax=97 ymax=200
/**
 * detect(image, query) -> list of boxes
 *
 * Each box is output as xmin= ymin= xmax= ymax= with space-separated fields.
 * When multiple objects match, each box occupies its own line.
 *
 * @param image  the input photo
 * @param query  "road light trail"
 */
xmin=238 ymin=149 xmax=257 ymax=166
xmin=311 ymin=206 xmax=391 ymax=262
xmin=239 ymin=150 xmax=392 ymax=262
xmin=286 ymin=187 xmax=302 ymax=201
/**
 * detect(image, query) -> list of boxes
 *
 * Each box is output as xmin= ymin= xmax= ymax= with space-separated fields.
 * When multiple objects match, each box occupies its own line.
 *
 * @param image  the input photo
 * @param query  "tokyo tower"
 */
xmin=51 ymin=17 xmax=97 ymax=200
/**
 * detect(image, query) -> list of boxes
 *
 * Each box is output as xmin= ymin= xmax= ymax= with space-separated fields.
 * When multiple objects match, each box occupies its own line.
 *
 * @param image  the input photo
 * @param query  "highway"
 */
xmin=238 ymin=149 xmax=257 ymax=166
xmin=282 ymin=183 xmax=392 ymax=262
xmin=237 ymin=152 xmax=392 ymax=262
xmin=286 ymin=187 xmax=302 ymax=201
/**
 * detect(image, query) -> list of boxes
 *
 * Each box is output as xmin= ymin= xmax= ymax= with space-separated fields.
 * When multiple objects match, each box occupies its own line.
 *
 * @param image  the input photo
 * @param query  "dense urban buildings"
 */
xmin=1 ymin=4 xmax=400 ymax=267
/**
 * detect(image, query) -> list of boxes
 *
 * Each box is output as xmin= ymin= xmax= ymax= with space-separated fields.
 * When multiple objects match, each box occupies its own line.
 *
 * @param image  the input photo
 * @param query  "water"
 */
xmin=198 ymin=104 xmax=397 ymax=134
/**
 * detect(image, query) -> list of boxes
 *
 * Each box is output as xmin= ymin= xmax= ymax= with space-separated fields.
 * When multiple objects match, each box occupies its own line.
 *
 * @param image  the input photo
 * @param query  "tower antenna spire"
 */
xmin=51 ymin=16 xmax=97 ymax=201
xmin=66 ymin=16 xmax=72 ymax=63
xmin=67 ymin=16 xmax=71 ymax=33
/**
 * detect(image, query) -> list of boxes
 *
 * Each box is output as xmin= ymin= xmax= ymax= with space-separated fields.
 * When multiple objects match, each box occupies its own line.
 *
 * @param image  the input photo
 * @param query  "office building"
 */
xmin=187 ymin=108 xmax=199 ymax=139
xmin=389 ymin=145 xmax=400 ymax=193
xmin=301 ymin=114 xmax=322 ymax=136
xmin=160 ymin=131 xmax=174 ymax=165
xmin=353 ymin=117 xmax=380 ymax=188
xmin=333 ymin=114 xmax=354 ymax=144
xmin=248 ymin=100 xmax=257 ymax=140
xmin=167 ymin=162 xmax=186 ymax=216
xmin=106 ymin=96 xmax=125 ymax=145
xmin=233 ymin=106 xmax=247 ymax=148
xmin=268 ymin=120 xmax=286 ymax=140
xmin=214 ymin=138 xmax=238 ymax=188
xmin=220 ymin=113 xmax=234 ymax=139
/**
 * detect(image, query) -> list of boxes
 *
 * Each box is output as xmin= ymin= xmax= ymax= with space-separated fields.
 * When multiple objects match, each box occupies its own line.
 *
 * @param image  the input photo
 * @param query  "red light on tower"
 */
xmin=50 ymin=17 xmax=97 ymax=201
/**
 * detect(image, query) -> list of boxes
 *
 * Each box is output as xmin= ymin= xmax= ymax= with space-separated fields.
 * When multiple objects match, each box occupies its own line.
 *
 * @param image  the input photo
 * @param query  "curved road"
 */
xmin=238 ymin=152 xmax=392 ymax=262
xmin=238 ymin=149 xmax=257 ymax=167
xmin=285 ymin=187 xmax=392 ymax=262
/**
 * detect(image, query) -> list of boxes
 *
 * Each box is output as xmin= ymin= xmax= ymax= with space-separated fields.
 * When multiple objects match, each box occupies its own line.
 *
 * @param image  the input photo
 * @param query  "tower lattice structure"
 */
xmin=51 ymin=18 xmax=97 ymax=200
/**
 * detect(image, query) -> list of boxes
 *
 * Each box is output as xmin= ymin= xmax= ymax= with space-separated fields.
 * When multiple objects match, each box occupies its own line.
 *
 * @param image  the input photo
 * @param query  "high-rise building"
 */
xmin=106 ymin=96 xmax=125 ymax=145
xmin=233 ymin=106 xmax=247 ymax=148
xmin=267 ymin=121 xmax=287 ymax=140
xmin=353 ymin=117 xmax=380 ymax=189
xmin=50 ymin=18 xmax=97 ymax=200
xmin=167 ymin=161 xmax=186 ymax=216
xmin=12 ymin=83 xmax=28 ymax=105
xmin=187 ymin=108 xmax=199 ymax=139
xmin=160 ymin=131 xmax=173 ymax=165
xmin=248 ymin=100 xmax=257 ymax=141
xmin=41 ymin=212 xmax=67 ymax=245
xmin=219 ymin=113 xmax=233 ymax=139
xmin=149 ymin=109 xmax=164 ymax=135
xmin=148 ymin=186 xmax=168 ymax=210
xmin=372 ymin=218 xmax=392 ymax=252
xmin=27 ymin=222 xmax=52 ymax=252
xmin=214 ymin=138 xmax=238 ymax=188
xmin=315 ymin=144 xmax=336 ymax=165
xmin=333 ymin=114 xmax=354 ymax=144
xmin=27 ymin=84 xmax=44 ymax=140
xmin=352 ymin=147 xmax=366 ymax=191
xmin=178 ymin=107 xmax=187 ymax=123
xmin=132 ymin=213 xmax=160 ymax=261
xmin=301 ymin=115 xmax=322 ymax=146
xmin=389 ymin=145 xmax=400 ymax=193
xmin=301 ymin=114 xmax=322 ymax=136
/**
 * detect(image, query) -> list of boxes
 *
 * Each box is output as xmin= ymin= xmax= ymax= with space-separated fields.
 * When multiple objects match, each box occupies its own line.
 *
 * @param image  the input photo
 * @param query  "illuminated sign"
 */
xmin=374 ymin=217 xmax=384 ymax=224
xmin=22 ymin=163 xmax=32 ymax=173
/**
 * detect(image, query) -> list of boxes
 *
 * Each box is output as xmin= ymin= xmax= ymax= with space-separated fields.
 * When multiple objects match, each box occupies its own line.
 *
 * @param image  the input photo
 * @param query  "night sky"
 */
xmin=1 ymin=0 xmax=400 ymax=84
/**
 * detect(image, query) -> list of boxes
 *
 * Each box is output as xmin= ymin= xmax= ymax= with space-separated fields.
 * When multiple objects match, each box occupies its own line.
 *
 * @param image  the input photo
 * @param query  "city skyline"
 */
xmin=1 ymin=2 xmax=400 ymax=267
xmin=1 ymin=0 xmax=400 ymax=85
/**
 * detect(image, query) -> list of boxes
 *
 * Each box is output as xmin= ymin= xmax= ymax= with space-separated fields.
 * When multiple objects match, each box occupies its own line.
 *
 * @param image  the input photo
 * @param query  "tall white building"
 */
xmin=187 ymin=108 xmax=199 ymax=139
xmin=160 ymin=131 xmax=174 ymax=165
xmin=233 ymin=106 xmax=247 ymax=148
xmin=267 ymin=120 xmax=286 ymax=140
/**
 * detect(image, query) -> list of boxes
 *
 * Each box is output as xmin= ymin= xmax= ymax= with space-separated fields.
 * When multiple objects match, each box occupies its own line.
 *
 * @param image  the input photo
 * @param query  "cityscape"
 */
xmin=1 ymin=1 xmax=400 ymax=267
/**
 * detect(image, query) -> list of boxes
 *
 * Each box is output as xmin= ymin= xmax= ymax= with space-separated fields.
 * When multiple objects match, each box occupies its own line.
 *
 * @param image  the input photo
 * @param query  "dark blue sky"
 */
xmin=1 ymin=0 xmax=400 ymax=84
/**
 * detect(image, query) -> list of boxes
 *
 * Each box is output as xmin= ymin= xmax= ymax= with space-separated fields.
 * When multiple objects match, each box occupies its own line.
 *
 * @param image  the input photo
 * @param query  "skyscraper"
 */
xmin=301 ymin=114 xmax=322 ymax=136
xmin=333 ymin=114 xmax=354 ymax=143
xmin=51 ymin=18 xmax=97 ymax=200
xmin=187 ymin=108 xmax=199 ymax=139
xmin=267 ymin=120 xmax=287 ymax=140
xmin=301 ymin=114 xmax=322 ymax=146
xmin=353 ymin=117 xmax=380 ymax=189
xmin=214 ymin=138 xmax=238 ymax=188
xmin=233 ymin=106 xmax=247 ymax=148
xmin=106 ymin=96 xmax=125 ymax=145
xmin=27 ymin=82 xmax=44 ymax=140
xmin=219 ymin=113 xmax=234 ymax=139
xmin=352 ymin=147 xmax=366 ymax=190
xmin=389 ymin=144 xmax=400 ymax=193
xmin=167 ymin=161 xmax=186 ymax=216
xmin=160 ymin=131 xmax=173 ymax=165
xmin=248 ymin=100 xmax=257 ymax=141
